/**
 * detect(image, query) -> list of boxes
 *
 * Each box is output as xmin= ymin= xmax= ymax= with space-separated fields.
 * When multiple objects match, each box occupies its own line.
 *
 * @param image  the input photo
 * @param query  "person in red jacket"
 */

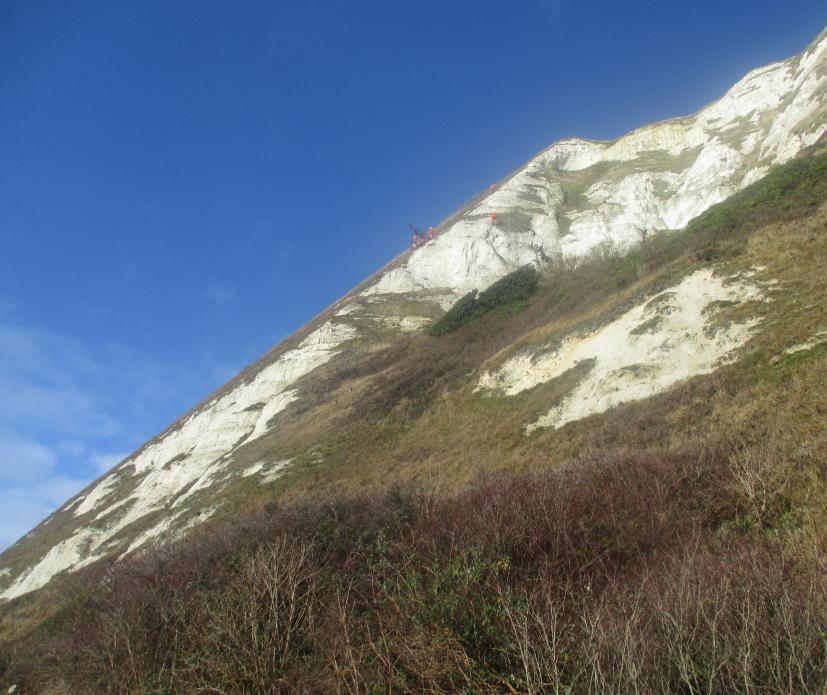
xmin=491 ymin=212 xmax=497 ymax=226
xmin=428 ymin=226 xmax=435 ymax=240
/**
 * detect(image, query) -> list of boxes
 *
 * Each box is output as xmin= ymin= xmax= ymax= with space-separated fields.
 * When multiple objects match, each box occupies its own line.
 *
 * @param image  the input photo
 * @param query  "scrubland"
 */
xmin=2 ymin=149 xmax=827 ymax=693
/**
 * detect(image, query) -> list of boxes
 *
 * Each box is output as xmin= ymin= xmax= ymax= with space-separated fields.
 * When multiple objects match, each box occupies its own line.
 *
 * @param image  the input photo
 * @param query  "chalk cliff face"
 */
xmin=367 ymin=29 xmax=826 ymax=296
xmin=476 ymin=268 xmax=767 ymax=432
xmin=1 ymin=29 xmax=825 ymax=602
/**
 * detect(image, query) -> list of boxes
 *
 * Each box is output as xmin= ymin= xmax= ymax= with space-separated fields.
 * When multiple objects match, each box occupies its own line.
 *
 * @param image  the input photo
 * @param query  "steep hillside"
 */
xmin=1 ymin=28 xmax=826 ymax=609
xmin=3 ymin=143 xmax=827 ymax=694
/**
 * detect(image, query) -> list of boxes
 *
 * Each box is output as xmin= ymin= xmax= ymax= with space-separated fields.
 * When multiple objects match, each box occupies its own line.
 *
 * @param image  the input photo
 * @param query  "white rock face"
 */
xmin=364 ymin=171 xmax=566 ymax=296
xmin=382 ymin=316 xmax=433 ymax=332
xmin=241 ymin=458 xmax=293 ymax=482
xmin=477 ymin=269 xmax=764 ymax=431
xmin=0 ymin=321 xmax=355 ymax=600
xmin=1 ymin=29 xmax=825 ymax=602
xmin=784 ymin=329 xmax=827 ymax=355
xmin=364 ymin=31 xmax=827 ymax=298
xmin=121 ymin=505 xmax=218 ymax=559
xmin=1 ymin=529 xmax=103 ymax=600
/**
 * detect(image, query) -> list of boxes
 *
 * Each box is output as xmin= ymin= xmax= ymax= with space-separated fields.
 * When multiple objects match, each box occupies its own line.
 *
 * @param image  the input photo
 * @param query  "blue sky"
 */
xmin=1 ymin=1 xmax=825 ymax=550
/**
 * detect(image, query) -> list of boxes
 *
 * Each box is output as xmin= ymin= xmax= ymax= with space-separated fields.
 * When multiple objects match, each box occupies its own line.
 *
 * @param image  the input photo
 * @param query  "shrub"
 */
xmin=5 ymin=442 xmax=826 ymax=693
xmin=4 ymin=140 xmax=827 ymax=695
xmin=686 ymin=148 xmax=827 ymax=238
xmin=429 ymin=265 xmax=538 ymax=335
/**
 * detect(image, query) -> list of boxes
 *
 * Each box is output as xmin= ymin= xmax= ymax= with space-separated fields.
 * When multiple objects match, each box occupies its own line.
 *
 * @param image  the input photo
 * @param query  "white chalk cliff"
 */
xmin=476 ymin=268 xmax=767 ymax=432
xmin=1 ymin=29 xmax=825 ymax=601
xmin=366 ymin=29 xmax=826 ymax=297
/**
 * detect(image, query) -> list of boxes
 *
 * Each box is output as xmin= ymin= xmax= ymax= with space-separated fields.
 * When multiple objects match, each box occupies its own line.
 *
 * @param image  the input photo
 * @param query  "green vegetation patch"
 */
xmin=629 ymin=316 xmax=664 ymax=336
xmin=686 ymin=148 xmax=827 ymax=237
xmin=429 ymin=266 xmax=539 ymax=336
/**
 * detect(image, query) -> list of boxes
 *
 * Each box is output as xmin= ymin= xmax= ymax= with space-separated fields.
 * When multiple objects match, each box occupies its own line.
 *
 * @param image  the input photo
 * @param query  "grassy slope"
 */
xmin=0 ymin=126 xmax=818 ymax=594
xmin=205 ymin=144 xmax=827 ymax=509
xmin=2 ymin=146 xmax=827 ymax=691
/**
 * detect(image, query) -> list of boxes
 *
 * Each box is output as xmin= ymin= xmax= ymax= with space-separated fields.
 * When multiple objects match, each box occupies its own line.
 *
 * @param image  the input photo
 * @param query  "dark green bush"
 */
xmin=429 ymin=289 xmax=479 ymax=336
xmin=429 ymin=265 xmax=538 ymax=335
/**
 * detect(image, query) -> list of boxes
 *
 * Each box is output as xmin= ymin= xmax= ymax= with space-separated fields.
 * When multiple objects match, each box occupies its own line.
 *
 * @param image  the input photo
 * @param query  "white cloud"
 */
xmin=0 ymin=475 xmax=91 ymax=551
xmin=0 ymin=382 xmax=121 ymax=438
xmin=0 ymin=496 xmax=55 ymax=551
xmin=0 ymin=314 xmax=243 ymax=551
xmin=206 ymin=282 xmax=238 ymax=307
xmin=0 ymin=321 xmax=200 ymax=443
xmin=0 ymin=433 xmax=90 ymax=551
xmin=0 ymin=433 xmax=57 ymax=483
xmin=0 ymin=323 xmax=98 ymax=384
xmin=58 ymin=440 xmax=87 ymax=458
xmin=0 ymin=323 xmax=119 ymax=438
xmin=0 ymin=320 xmax=192 ymax=551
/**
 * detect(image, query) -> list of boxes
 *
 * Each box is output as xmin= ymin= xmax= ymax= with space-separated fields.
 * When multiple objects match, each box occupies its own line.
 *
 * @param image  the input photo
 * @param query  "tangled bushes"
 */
xmin=3 ymin=442 xmax=825 ymax=693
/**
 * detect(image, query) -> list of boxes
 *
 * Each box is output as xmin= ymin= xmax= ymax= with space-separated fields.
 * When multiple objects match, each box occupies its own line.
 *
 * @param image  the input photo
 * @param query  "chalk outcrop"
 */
xmin=477 ymin=269 xmax=766 ymax=431
xmin=1 ymin=29 xmax=825 ymax=602
xmin=365 ymin=30 xmax=826 ymax=297
xmin=1 ymin=321 xmax=356 ymax=599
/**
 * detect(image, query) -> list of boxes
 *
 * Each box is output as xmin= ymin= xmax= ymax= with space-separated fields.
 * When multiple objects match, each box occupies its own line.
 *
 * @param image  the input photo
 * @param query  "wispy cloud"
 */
xmin=0 ymin=323 xmax=120 ymax=437
xmin=206 ymin=282 xmax=238 ymax=308
xmin=0 ymin=290 xmax=256 ymax=551
xmin=0 ymin=433 xmax=58 ymax=483
xmin=0 ymin=316 xmax=209 ymax=551
xmin=0 ymin=432 xmax=90 ymax=550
